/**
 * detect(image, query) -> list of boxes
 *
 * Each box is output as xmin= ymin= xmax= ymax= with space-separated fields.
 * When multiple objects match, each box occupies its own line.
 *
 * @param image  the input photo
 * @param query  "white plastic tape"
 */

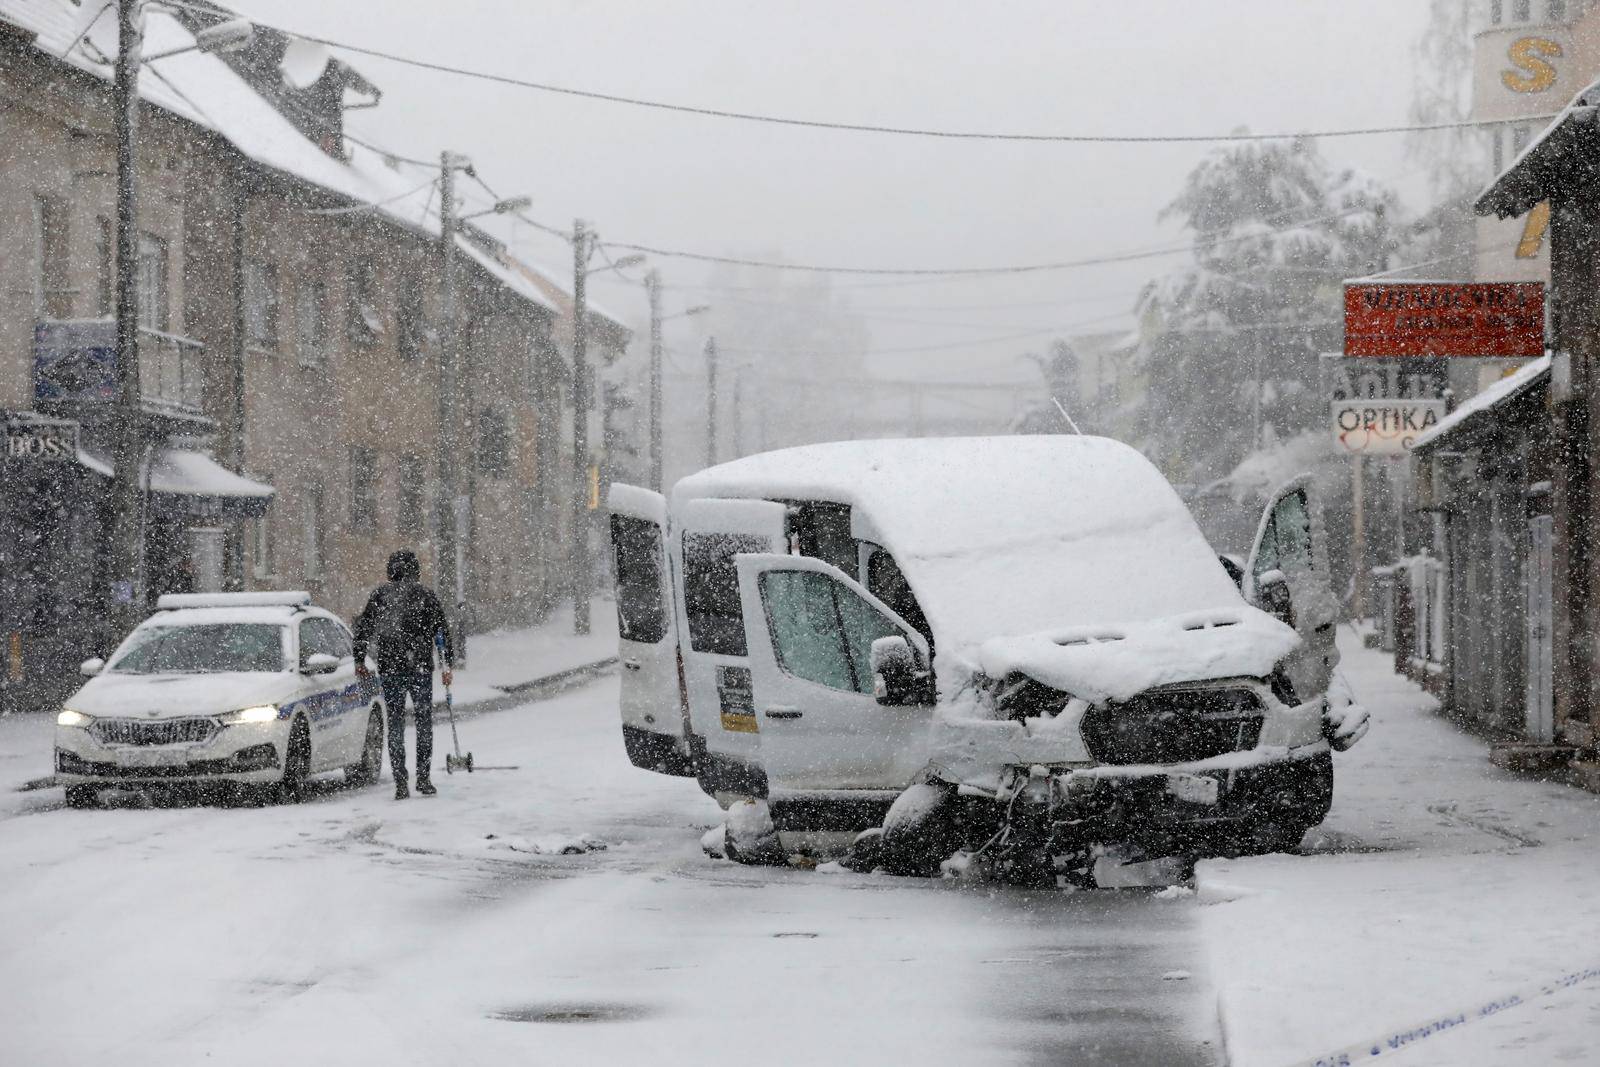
xmin=1285 ymin=962 xmax=1600 ymax=1067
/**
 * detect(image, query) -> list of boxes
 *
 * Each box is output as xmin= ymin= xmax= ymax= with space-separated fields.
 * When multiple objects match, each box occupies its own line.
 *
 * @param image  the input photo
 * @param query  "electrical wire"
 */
xmin=169 ymin=2 xmax=1556 ymax=146
xmin=303 ymin=177 xmax=438 ymax=215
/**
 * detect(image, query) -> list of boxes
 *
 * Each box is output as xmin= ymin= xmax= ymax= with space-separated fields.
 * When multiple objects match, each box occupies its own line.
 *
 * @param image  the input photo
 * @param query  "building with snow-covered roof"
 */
xmin=0 ymin=0 xmax=595 ymax=708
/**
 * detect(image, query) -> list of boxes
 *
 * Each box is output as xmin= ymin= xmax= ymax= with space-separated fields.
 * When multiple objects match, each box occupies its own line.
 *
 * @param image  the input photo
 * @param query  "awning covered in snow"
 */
xmin=79 ymin=448 xmax=274 ymax=518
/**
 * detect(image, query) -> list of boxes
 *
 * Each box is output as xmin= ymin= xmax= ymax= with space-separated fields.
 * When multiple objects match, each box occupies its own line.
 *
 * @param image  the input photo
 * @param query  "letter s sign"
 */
xmin=1502 ymin=37 xmax=1563 ymax=94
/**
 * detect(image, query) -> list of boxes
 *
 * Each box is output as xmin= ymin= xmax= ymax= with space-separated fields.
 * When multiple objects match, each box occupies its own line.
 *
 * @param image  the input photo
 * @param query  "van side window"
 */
xmin=611 ymin=515 xmax=668 ymax=644
xmin=865 ymin=548 xmax=935 ymax=656
xmin=760 ymin=569 xmax=907 ymax=695
xmin=787 ymin=501 xmax=856 ymax=574
xmin=683 ymin=532 xmax=766 ymax=656
xmin=760 ymin=571 xmax=855 ymax=691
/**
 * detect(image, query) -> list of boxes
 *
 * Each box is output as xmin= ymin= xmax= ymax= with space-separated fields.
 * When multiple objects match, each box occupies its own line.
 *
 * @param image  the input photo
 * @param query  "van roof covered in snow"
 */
xmin=672 ymin=436 xmax=1255 ymax=664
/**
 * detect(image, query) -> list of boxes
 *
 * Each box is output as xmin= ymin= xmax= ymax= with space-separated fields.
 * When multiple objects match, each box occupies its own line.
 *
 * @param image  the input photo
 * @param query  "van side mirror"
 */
xmin=301 ymin=652 xmax=340 ymax=675
xmin=1255 ymin=568 xmax=1294 ymax=626
xmin=870 ymin=635 xmax=933 ymax=706
xmin=80 ymin=657 xmax=105 ymax=677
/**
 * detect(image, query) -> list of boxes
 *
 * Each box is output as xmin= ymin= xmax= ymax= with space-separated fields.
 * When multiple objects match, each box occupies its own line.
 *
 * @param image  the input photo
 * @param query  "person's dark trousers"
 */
xmin=380 ymin=669 xmax=434 ymax=782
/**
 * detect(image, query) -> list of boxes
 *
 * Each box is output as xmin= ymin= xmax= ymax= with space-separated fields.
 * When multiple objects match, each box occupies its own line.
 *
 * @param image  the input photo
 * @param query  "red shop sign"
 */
xmin=1344 ymin=282 xmax=1545 ymax=358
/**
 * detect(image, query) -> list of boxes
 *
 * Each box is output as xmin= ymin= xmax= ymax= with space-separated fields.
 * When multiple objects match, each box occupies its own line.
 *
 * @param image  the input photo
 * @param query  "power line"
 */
xmin=575 ymin=205 xmax=1370 ymax=277
xmin=192 ymin=6 xmax=1555 ymax=145
xmin=304 ymin=177 xmax=437 ymax=215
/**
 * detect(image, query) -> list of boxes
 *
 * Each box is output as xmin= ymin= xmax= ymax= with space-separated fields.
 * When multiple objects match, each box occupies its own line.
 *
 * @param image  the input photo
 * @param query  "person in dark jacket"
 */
xmin=353 ymin=550 xmax=455 ymax=799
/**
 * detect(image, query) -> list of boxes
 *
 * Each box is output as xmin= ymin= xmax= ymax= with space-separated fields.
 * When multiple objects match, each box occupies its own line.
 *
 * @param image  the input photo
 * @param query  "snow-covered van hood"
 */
xmin=69 ymin=672 xmax=301 ymax=720
xmin=976 ymin=607 xmax=1300 ymax=706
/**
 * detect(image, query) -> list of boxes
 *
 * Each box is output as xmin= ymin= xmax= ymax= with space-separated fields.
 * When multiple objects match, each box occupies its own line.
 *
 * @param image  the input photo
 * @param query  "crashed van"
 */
xmin=607 ymin=435 xmax=1367 ymax=876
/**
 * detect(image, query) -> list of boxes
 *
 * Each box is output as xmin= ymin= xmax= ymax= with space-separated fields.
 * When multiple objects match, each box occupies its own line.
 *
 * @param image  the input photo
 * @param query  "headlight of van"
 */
xmin=57 ymin=708 xmax=92 ymax=727
xmin=219 ymin=705 xmax=279 ymax=725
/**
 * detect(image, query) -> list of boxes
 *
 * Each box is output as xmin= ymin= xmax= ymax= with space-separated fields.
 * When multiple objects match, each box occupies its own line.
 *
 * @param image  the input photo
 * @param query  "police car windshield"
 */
xmin=111 ymin=624 xmax=287 ymax=674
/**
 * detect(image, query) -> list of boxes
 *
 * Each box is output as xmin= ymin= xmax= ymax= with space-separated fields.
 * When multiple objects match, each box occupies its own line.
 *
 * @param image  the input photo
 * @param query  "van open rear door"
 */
xmin=608 ymin=484 xmax=692 ymax=776
xmin=671 ymin=497 xmax=789 ymax=800
xmin=1244 ymin=476 xmax=1339 ymax=702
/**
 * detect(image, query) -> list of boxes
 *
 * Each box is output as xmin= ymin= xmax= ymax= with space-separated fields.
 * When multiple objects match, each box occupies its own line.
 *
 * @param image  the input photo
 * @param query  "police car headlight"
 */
xmin=57 ymin=708 xmax=92 ymax=727
xmin=219 ymin=705 xmax=279 ymax=725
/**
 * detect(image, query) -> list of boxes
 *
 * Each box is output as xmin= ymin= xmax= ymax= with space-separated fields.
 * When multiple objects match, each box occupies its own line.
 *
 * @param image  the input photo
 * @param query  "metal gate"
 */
xmin=1525 ymin=515 xmax=1554 ymax=743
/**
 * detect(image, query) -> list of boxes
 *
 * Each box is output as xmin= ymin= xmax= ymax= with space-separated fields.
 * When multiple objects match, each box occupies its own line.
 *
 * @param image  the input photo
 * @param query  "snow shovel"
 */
xmin=438 ymin=632 xmax=472 ymax=774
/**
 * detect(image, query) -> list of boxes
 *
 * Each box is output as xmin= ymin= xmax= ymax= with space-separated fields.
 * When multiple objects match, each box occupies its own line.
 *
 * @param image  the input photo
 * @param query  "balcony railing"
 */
xmin=137 ymin=327 xmax=205 ymax=414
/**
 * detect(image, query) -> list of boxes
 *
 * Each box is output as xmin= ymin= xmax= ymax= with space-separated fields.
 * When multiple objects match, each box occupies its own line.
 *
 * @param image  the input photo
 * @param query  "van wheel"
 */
xmin=879 ymin=781 xmax=961 ymax=877
xmin=345 ymin=706 xmax=383 ymax=787
xmin=277 ymin=719 xmax=312 ymax=804
xmin=723 ymin=798 xmax=786 ymax=866
xmin=64 ymin=785 xmax=98 ymax=809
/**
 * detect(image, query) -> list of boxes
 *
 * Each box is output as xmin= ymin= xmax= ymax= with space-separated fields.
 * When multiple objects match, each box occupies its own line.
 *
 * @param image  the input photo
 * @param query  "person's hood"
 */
xmin=971 ymin=606 xmax=1300 ymax=706
xmin=67 ymin=672 xmax=303 ymax=720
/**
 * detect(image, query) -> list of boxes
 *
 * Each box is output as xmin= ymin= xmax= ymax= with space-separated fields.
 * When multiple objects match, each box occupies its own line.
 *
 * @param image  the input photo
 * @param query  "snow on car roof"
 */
xmin=673 ymin=436 xmax=1249 ymax=658
xmin=141 ymin=606 xmax=334 ymax=629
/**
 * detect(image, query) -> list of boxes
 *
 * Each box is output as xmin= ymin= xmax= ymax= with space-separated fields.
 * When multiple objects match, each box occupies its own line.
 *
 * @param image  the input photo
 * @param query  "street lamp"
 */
xmin=109 ymin=1 xmax=254 ymax=630
xmin=643 ymin=270 xmax=709 ymax=492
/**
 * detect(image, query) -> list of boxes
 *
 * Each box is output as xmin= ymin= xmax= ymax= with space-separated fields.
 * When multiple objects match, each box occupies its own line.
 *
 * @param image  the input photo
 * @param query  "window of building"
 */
xmin=1512 ymin=123 xmax=1533 ymax=156
xmin=347 ymin=258 xmax=382 ymax=346
xmin=1491 ymin=0 xmax=1503 ymax=23
xmin=397 ymin=453 xmax=427 ymax=538
xmin=349 ymin=446 xmax=376 ymax=533
xmin=304 ymin=482 xmax=325 ymax=579
xmin=396 ymin=273 xmax=425 ymax=359
xmin=1514 ymin=0 xmax=1531 ymax=21
xmin=244 ymin=260 xmax=278 ymax=350
xmin=33 ymin=195 xmax=71 ymax=320
xmin=96 ymin=216 xmax=113 ymax=317
xmin=137 ymin=232 xmax=169 ymax=331
xmin=477 ymin=408 xmax=510 ymax=477
xmin=253 ymin=514 xmax=274 ymax=578
xmin=295 ymin=277 xmax=327 ymax=368
xmin=1549 ymin=0 xmax=1568 ymax=20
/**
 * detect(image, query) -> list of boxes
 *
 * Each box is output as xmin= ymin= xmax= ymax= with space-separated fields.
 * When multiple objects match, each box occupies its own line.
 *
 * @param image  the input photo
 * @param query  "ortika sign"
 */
xmin=1332 ymin=399 xmax=1446 ymax=455
xmin=1344 ymin=282 xmax=1544 ymax=358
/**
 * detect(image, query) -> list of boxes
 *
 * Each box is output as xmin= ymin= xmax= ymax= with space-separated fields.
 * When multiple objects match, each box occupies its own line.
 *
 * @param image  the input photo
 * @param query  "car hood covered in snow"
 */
xmin=674 ymin=435 xmax=1294 ymax=695
xmin=69 ymin=672 xmax=302 ymax=720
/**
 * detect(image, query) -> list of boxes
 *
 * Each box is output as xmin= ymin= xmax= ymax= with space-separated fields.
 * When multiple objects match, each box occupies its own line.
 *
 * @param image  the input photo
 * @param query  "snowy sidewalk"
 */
xmin=1196 ymin=627 xmax=1600 ymax=1066
xmin=436 ymin=596 xmax=619 ymax=710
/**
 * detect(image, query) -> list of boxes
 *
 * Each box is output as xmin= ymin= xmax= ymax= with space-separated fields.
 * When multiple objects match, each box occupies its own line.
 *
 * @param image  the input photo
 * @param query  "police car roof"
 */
xmin=156 ymin=592 xmax=311 ymax=610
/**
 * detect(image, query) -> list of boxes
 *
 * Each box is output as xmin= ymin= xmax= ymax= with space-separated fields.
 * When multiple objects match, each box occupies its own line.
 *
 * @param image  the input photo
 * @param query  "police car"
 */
xmin=54 ymin=592 xmax=385 ymax=808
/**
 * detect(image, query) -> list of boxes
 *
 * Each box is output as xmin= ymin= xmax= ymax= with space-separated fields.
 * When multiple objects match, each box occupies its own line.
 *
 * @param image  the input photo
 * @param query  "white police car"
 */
xmin=54 ymin=592 xmax=385 ymax=808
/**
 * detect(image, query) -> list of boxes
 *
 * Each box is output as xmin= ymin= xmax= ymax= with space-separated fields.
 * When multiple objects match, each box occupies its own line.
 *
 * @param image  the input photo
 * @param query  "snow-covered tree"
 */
xmin=1012 ymin=339 xmax=1082 ymax=434
xmin=1134 ymin=137 xmax=1402 ymax=483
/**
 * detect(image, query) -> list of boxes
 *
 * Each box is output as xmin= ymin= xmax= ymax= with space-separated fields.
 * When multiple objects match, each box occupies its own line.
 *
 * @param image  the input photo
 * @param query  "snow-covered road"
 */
xmin=0 ymin=678 xmax=1219 ymax=1066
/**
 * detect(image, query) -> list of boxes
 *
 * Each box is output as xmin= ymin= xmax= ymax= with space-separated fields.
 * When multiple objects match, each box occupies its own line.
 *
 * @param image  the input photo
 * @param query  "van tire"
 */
xmin=878 ymin=781 xmax=961 ymax=877
xmin=723 ymin=798 xmax=786 ymax=866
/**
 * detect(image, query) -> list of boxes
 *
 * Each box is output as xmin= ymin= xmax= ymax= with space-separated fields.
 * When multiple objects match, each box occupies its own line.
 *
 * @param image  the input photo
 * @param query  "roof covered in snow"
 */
xmin=1477 ymin=78 xmax=1600 ymax=219
xmin=0 ymin=0 xmax=555 ymax=315
xmin=1412 ymin=355 xmax=1551 ymax=451
xmin=674 ymin=436 xmax=1263 ymax=664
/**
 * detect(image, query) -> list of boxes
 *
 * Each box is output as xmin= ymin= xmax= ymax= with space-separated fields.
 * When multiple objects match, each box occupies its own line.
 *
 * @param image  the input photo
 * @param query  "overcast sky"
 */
xmin=251 ymin=0 xmax=1438 ymax=385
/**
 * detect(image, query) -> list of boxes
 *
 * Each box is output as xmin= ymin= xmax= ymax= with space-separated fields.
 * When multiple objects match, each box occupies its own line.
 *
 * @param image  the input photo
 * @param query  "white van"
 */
xmin=607 ymin=436 xmax=1367 ymax=873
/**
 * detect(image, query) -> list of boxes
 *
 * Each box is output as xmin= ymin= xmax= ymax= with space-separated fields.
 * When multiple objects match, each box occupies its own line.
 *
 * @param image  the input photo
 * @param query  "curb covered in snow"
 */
xmin=1279 ymin=961 xmax=1600 ymax=1067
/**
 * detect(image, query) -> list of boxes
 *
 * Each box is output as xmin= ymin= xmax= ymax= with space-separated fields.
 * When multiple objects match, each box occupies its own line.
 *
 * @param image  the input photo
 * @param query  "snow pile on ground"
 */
xmin=483 ymin=832 xmax=609 ymax=855
xmin=1196 ymin=628 xmax=1600 ymax=1066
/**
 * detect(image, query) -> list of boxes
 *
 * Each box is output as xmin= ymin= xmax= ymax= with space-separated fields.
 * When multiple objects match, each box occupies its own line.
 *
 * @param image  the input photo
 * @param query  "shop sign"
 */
xmin=5 ymin=419 xmax=79 ymax=462
xmin=1345 ymin=282 xmax=1544 ymax=358
xmin=33 ymin=319 xmax=117 ymax=404
xmin=1322 ymin=354 xmax=1448 ymax=455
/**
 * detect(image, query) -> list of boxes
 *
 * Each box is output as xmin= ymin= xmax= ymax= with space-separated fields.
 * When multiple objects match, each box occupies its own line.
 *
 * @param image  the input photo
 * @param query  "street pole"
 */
xmin=571 ymin=219 xmax=591 ymax=636
xmin=705 ymin=336 xmax=718 ymax=468
xmin=645 ymin=269 xmax=663 ymax=492
xmin=110 ymin=0 xmax=144 ymax=631
xmin=731 ymin=363 xmax=744 ymax=458
xmin=1351 ymin=454 xmax=1368 ymax=623
xmin=437 ymin=151 xmax=467 ymax=649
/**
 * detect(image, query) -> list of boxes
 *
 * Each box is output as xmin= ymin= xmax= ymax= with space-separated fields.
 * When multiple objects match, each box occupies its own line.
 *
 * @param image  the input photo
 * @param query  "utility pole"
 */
xmin=731 ymin=363 xmax=745 ymax=458
xmin=704 ymin=336 xmax=718 ymax=468
xmin=437 ymin=151 xmax=468 ymax=648
xmin=571 ymin=219 xmax=592 ymax=635
xmin=645 ymin=269 xmax=664 ymax=492
xmin=109 ymin=0 xmax=145 ymax=631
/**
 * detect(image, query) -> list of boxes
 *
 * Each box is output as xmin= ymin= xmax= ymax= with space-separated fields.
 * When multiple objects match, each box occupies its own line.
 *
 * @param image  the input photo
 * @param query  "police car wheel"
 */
xmin=277 ymin=720 xmax=312 ymax=804
xmin=64 ymin=785 xmax=98 ymax=810
xmin=345 ymin=706 xmax=383 ymax=787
